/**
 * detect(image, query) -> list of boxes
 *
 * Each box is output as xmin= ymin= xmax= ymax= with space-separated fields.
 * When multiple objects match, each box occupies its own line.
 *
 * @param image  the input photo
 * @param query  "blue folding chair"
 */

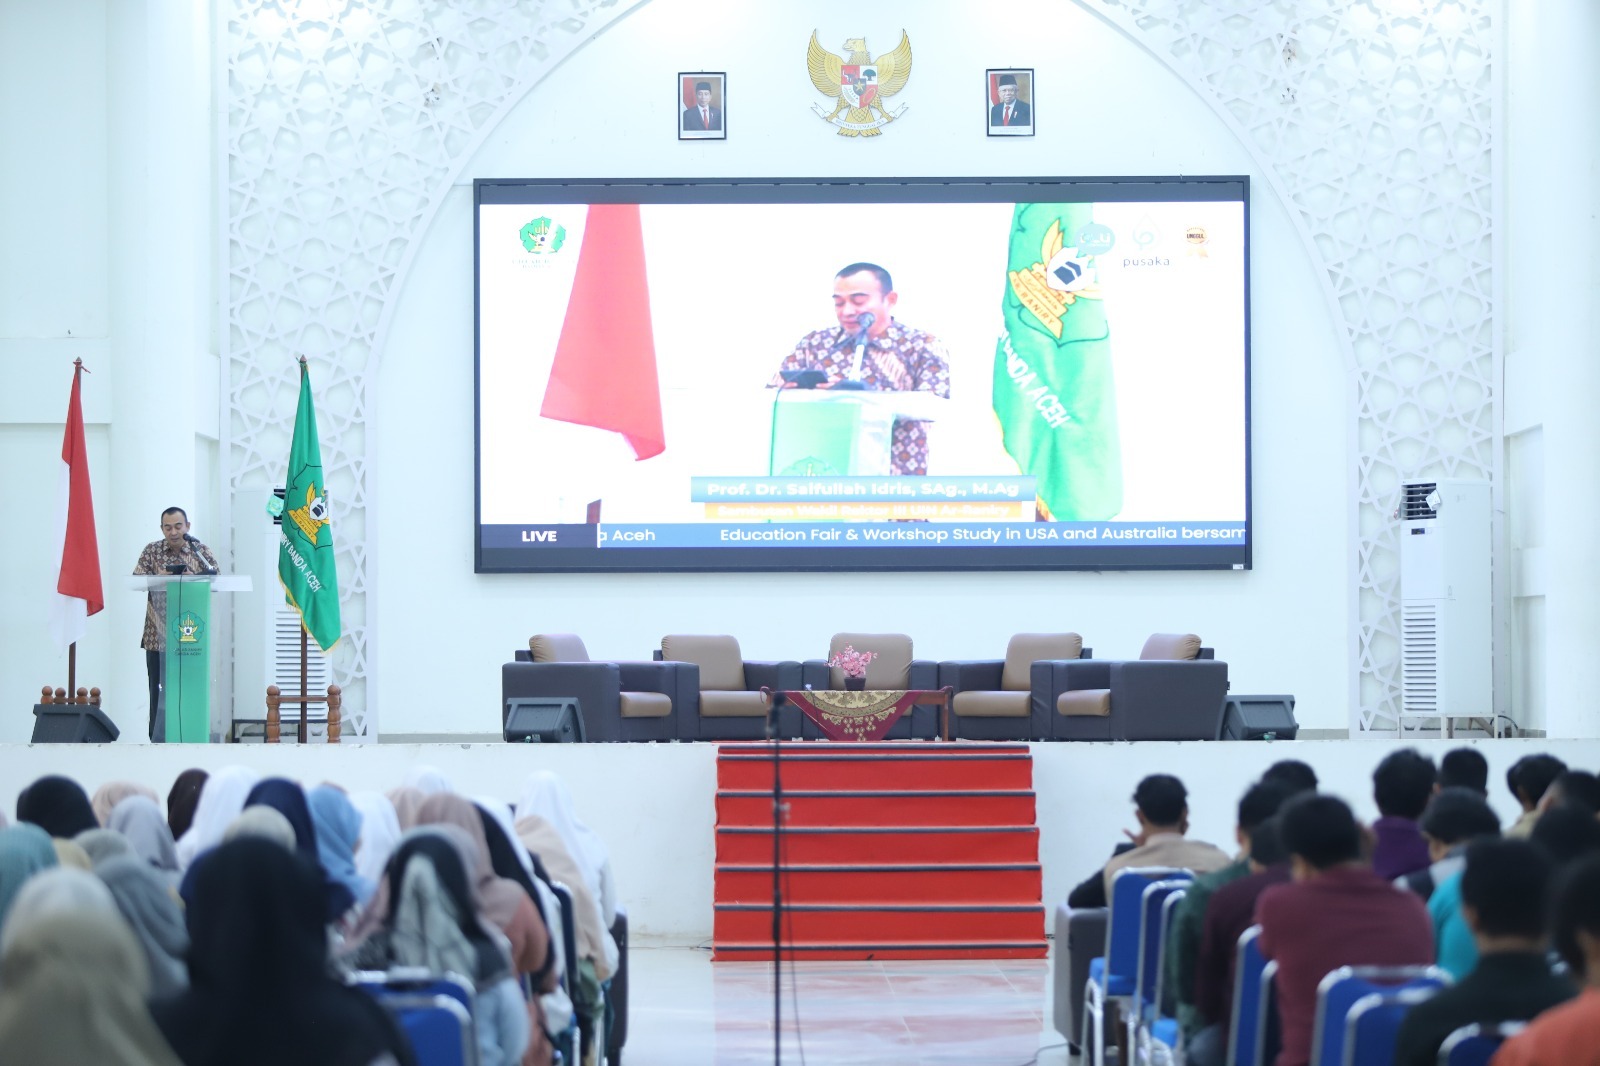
xmin=385 ymin=993 xmax=475 ymax=1066
xmin=1135 ymin=885 xmax=1188 ymax=1065
xmin=1083 ymin=867 xmax=1192 ymax=1066
xmin=1310 ymin=965 xmax=1451 ymax=1066
xmin=351 ymin=968 xmax=475 ymax=1014
xmin=1437 ymin=1021 xmax=1525 ymax=1066
xmin=1343 ymin=986 xmax=1441 ymax=1066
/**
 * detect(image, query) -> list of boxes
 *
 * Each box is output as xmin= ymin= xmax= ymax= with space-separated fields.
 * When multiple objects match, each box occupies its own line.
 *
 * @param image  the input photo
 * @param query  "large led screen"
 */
xmin=475 ymin=177 xmax=1250 ymax=571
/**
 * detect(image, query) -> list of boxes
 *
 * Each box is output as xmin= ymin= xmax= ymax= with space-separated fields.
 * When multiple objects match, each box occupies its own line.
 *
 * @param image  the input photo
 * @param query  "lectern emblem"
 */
xmin=177 ymin=612 xmax=203 ymax=644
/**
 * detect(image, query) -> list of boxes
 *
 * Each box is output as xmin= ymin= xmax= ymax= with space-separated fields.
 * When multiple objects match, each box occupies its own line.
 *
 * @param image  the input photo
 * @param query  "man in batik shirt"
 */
xmin=769 ymin=262 xmax=951 ymax=475
xmin=133 ymin=506 xmax=220 ymax=741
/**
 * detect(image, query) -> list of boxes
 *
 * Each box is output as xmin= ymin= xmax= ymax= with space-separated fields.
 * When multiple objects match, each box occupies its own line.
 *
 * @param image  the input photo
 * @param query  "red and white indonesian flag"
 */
xmin=49 ymin=364 xmax=104 ymax=650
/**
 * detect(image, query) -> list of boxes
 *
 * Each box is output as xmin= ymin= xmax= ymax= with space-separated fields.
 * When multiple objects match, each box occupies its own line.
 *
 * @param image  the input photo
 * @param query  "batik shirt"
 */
xmin=768 ymin=320 xmax=952 ymax=475
xmin=133 ymin=538 xmax=219 ymax=651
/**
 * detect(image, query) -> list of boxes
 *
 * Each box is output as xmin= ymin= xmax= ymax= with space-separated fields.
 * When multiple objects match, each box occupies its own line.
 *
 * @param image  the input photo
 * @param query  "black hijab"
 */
xmin=475 ymin=803 xmax=556 ymax=986
xmin=16 ymin=775 xmax=98 ymax=838
xmin=152 ymin=838 xmax=415 ymax=1066
xmin=243 ymin=778 xmax=355 ymax=921
xmin=167 ymin=769 xmax=208 ymax=840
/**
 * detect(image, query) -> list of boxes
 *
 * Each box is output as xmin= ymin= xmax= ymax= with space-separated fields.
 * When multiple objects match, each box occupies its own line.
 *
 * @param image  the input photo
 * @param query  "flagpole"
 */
xmin=67 ymin=643 xmax=76 ymax=701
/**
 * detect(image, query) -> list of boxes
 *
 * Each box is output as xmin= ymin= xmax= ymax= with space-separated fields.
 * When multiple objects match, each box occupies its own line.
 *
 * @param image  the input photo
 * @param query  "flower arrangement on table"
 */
xmin=827 ymin=644 xmax=878 ymax=690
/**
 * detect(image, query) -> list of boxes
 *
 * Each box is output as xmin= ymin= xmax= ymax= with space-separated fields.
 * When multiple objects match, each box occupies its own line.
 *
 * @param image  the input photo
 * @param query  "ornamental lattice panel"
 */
xmin=225 ymin=0 xmax=1497 ymax=735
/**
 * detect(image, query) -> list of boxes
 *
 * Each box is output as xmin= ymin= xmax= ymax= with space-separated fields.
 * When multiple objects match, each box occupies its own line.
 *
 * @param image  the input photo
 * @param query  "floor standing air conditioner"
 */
xmin=1398 ymin=479 xmax=1491 ymax=733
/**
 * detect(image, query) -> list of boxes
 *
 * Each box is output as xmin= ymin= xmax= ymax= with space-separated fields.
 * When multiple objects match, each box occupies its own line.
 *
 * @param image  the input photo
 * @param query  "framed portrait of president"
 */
xmin=986 ymin=69 xmax=1034 ymax=137
xmin=679 ymin=72 xmax=726 ymax=141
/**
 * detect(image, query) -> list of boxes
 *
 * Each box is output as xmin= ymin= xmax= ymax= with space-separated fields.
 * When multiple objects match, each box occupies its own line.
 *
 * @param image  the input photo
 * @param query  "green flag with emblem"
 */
xmin=278 ymin=360 xmax=341 ymax=651
xmin=992 ymin=203 xmax=1122 ymax=520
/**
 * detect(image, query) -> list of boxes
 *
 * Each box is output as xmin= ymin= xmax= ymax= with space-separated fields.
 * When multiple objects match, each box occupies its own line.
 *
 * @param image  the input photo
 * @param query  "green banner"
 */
xmin=992 ymin=203 xmax=1122 ymax=520
xmin=164 ymin=578 xmax=211 ymax=743
xmin=768 ymin=394 xmax=889 ymax=477
xmin=279 ymin=361 xmax=341 ymax=651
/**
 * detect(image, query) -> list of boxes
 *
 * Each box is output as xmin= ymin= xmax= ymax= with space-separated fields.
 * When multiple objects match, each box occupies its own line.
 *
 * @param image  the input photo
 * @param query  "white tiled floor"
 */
xmin=621 ymin=947 xmax=1075 ymax=1065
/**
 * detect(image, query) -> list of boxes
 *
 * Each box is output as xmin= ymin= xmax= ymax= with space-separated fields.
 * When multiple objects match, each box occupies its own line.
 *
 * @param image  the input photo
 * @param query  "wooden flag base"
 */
xmin=39 ymin=685 xmax=102 ymax=707
xmin=265 ymin=684 xmax=342 ymax=743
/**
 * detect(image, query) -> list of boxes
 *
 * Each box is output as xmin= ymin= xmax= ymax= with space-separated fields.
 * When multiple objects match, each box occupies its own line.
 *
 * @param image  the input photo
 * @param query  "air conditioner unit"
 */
xmin=1398 ymin=479 xmax=1491 ymax=732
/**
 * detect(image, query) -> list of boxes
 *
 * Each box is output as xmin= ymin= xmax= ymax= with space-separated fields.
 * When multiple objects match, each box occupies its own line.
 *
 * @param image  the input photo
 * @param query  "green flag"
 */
xmin=278 ymin=361 xmax=340 ymax=651
xmin=992 ymin=203 xmax=1122 ymax=520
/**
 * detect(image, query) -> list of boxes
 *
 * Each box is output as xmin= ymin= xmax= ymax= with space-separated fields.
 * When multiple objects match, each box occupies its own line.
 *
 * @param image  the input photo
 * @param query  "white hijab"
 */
xmin=173 ymin=766 xmax=261 ymax=870
xmin=402 ymin=765 xmax=456 ymax=796
xmin=513 ymin=772 xmax=614 ymax=923
xmin=349 ymin=791 xmax=403 ymax=887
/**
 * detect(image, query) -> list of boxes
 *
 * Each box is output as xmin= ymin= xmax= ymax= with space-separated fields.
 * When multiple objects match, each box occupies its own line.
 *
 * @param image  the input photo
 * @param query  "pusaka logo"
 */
xmin=1121 ymin=254 xmax=1172 ymax=268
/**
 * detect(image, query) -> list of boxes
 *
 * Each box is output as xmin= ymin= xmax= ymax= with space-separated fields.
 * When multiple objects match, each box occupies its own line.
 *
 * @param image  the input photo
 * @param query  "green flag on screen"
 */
xmin=278 ymin=360 xmax=341 ymax=651
xmin=992 ymin=203 xmax=1122 ymax=520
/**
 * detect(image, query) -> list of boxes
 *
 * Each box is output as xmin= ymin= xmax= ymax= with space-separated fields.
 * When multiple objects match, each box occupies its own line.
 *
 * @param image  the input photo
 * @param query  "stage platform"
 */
xmin=0 ymin=736 xmax=1583 ymax=945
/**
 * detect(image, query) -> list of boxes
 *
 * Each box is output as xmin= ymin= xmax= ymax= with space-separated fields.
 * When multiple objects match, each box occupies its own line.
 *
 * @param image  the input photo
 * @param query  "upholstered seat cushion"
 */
xmin=661 ymin=634 xmax=746 ymax=691
xmin=1002 ymin=633 xmax=1083 ymax=690
xmin=618 ymin=691 xmax=672 ymax=718
xmin=829 ymin=632 xmax=913 ymax=689
xmin=1059 ymin=689 xmax=1112 ymax=716
xmin=1140 ymin=633 xmax=1201 ymax=661
xmin=953 ymin=690 xmax=1030 ymax=718
xmin=698 ymin=690 xmax=768 ymax=718
xmin=529 ymin=633 xmax=590 ymax=663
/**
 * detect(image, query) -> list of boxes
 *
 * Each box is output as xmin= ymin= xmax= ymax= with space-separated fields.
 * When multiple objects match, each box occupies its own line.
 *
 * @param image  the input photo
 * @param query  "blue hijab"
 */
xmin=0 ymin=824 xmax=59 ymax=928
xmin=307 ymin=786 xmax=373 ymax=909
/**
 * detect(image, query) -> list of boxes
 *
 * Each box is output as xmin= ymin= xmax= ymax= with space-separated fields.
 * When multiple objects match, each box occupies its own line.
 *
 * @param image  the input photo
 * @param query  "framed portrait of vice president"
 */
xmin=986 ymin=69 xmax=1034 ymax=136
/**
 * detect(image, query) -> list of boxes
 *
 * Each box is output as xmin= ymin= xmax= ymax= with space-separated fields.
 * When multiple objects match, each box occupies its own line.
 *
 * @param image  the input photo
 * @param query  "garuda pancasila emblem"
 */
xmin=807 ymin=31 xmax=913 ymax=137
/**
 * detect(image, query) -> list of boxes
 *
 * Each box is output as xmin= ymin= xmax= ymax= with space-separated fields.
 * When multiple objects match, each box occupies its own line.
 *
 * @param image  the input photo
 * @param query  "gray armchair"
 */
xmin=1052 ymin=902 xmax=1108 ymax=1056
xmin=937 ymin=633 xmax=1092 ymax=740
xmin=657 ymin=634 xmax=803 ymax=740
xmin=800 ymin=632 xmax=938 ymax=740
xmin=1046 ymin=632 xmax=1229 ymax=741
xmin=504 ymin=633 xmax=695 ymax=742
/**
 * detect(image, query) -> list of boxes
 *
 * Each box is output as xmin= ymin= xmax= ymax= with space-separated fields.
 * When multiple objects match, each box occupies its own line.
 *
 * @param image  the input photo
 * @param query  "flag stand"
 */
xmin=264 ymin=627 xmax=342 ymax=743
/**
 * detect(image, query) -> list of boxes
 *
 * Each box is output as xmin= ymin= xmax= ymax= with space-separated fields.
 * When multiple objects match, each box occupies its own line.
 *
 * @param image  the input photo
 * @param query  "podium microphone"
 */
xmin=183 ymin=534 xmax=219 ymax=576
xmin=849 ymin=311 xmax=876 ymax=379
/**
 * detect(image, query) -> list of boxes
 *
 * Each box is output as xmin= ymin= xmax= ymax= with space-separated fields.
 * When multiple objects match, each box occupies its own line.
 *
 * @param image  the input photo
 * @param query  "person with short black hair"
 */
xmin=132 ymin=507 xmax=220 ymax=742
xmin=1506 ymin=754 xmax=1569 ymax=838
xmin=1391 ymin=840 xmax=1575 ymax=1066
xmin=1437 ymin=747 xmax=1490 ymax=795
xmin=1541 ymin=770 xmax=1600 ymax=817
xmin=1401 ymin=786 xmax=1502 ymax=900
xmin=1490 ymin=853 xmax=1600 ymax=1065
xmin=1064 ymin=773 xmax=1231 ymax=910
xmin=1261 ymin=759 xmax=1318 ymax=795
xmin=1256 ymin=794 xmax=1434 ymax=1066
xmin=1530 ymin=805 xmax=1600 ymax=868
xmin=1371 ymin=748 xmax=1439 ymax=879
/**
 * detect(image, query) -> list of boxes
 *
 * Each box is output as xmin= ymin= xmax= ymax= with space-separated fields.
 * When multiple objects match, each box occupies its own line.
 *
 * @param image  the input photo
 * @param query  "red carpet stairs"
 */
xmin=712 ymin=742 xmax=1047 ymax=961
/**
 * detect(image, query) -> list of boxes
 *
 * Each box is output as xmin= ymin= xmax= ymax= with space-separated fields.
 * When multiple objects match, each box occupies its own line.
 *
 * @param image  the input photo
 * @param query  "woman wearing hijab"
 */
xmin=515 ymin=772 xmax=619 ymax=928
xmin=2 ymin=867 xmax=118 ymax=947
xmin=347 ymin=830 xmax=529 ymax=1066
xmin=308 ymin=785 xmax=374 ymax=911
xmin=222 ymin=807 xmax=297 ymax=850
xmin=0 ymin=908 xmax=183 ymax=1066
xmin=96 ymin=855 xmax=190 ymax=1001
xmin=0 ymin=824 xmax=58 ymax=926
xmin=153 ymin=837 xmax=414 ymax=1066
xmin=76 ymin=827 xmax=137 ymax=866
xmin=110 ymin=795 xmax=181 ymax=876
xmin=174 ymin=766 xmax=260 ymax=870
xmin=92 ymin=781 xmax=160 ymax=827
xmin=402 ymin=764 xmax=456 ymax=795
xmin=479 ymin=800 xmax=575 ymax=1041
xmin=16 ymin=774 xmax=100 ymax=839
xmin=244 ymin=777 xmax=355 ymax=923
xmin=166 ymin=770 xmax=207 ymax=841
xmin=386 ymin=786 xmax=429 ymax=830
xmin=348 ymin=791 xmax=401 ymax=887
xmin=53 ymin=838 xmax=94 ymax=870
xmin=514 ymin=810 xmax=616 ymax=981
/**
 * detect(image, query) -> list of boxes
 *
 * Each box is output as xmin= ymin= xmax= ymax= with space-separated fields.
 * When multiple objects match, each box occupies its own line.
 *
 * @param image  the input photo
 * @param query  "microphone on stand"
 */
xmin=849 ymin=311 xmax=876 ymax=380
xmin=183 ymin=534 xmax=219 ymax=576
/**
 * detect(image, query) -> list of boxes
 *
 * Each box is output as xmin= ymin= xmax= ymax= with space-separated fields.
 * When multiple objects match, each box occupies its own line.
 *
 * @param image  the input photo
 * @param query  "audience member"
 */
xmin=308 ymin=785 xmax=375 ymax=911
xmin=402 ymin=764 xmax=456 ymax=795
xmin=347 ymin=830 xmax=526 ymax=1066
xmin=1392 ymin=839 xmax=1574 ymax=1066
xmin=110 ymin=795 xmax=181 ymax=877
xmin=1167 ymin=780 xmax=1290 ymax=1054
xmin=1067 ymin=773 xmax=1231 ymax=909
xmin=97 ymin=854 xmax=191 ymax=1001
xmin=243 ymin=777 xmax=355 ymax=922
xmin=1261 ymin=759 xmax=1319 ymax=795
xmin=1437 ymin=747 xmax=1490 ymax=795
xmin=165 ymin=769 xmax=207 ymax=840
xmin=1531 ymin=805 xmax=1600 ymax=868
xmin=52 ymin=837 xmax=93 ymax=870
xmin=1371 ymin=748 xmax=1438 ymax=879
xmin=1491 ymin=853 xmax=1600 ymax=1065
xmin=387 ymin=786 xmax=429 ymax=830
xmin=76 ymin=826 xmax=137 ymax=865
xmin=221 ymin=806 xmax=297 ymax=850
xmin=1402 ymin=787 xmax=1501 ymax=900
xmin=91 ymin=780 xmax=160 ymax=827
xmin=174 ymin=766 xmax=261 ymax=869
xmin=1 ymin=866 xmax=118 ymax=947
xmin=16 ymin=774 xmax=100 ymax=839
xmin=0 ymin=824 xmax=58 ymax=926
xmin=153 ymin=837 xmax=414 ymax=1066
xmin=1192 ymin=817 xmax=1292 ymax=1065
xmin=1257 ymin=793 xmax=1434 ymax=1066
xmin=1541 ymin=770 xmax=1600 ymax=817
xmin=1505 ymin=755 xmax=1567 ymax=839
xmin=0 ymin=909 xmax=183 ymax=1066
xmin=517 ymin=771 xmax=621 ymax=928
xmin=348 ymin=790 xmax=402 ymax=887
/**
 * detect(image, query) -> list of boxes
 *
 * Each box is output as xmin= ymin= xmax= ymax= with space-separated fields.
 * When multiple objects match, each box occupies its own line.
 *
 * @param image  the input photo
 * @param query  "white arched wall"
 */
xmin=225 ymin=0 xmax=1497 ymax=736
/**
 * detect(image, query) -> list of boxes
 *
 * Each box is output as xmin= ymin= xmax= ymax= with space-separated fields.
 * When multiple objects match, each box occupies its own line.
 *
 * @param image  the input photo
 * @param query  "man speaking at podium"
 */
xmin=132 ymin=506 xmax=219 ymax=741
xmin=769 ymin=262 xmax=951 ymax=476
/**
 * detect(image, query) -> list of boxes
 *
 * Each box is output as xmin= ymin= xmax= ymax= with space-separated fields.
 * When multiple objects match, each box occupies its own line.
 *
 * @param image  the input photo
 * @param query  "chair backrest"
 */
xmin=352 ymin=968 xmax=474 ymax=1014
xmin=1002 ymin=633 xmax=1083 ymax=690
xmin=1343 ymin=986 xmax=1440 ymax=1066
xmin=1105 ymin=867 xmax=1191 ymax=991
xmin=550 ymin=881 xmax=580 ymax=1000
xmin=661 ymin=634 xmax=745 ymax=691
xmin=1258 ymin=961 xmax=1281 ymax=1066
xmin=1228 ymin=926 xmax=1268 ymax=1066
xmin=829 ymin=632 xmax=912 ymax=689
xmin=1437 ymin=1022 xmax=1525 ymax=1066
xmin=385 ymin=993 xmax=474 ymax=1066
xmin=1311 ymin=966 xmax=1452 ymax=1066
xmin=530 ymin=633 xmax=590 ymax=662
xmin=1149 ymin=886 xmax=1188 ymax=1023
xmin=1134 ymin=881 xmax=1188 ymax=1020
xmin=1140 ymin=633 xmax=1202 ymax=660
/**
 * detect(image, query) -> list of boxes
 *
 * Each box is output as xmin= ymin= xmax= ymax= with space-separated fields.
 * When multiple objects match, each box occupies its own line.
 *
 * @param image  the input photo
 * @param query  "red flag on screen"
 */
xmin=540 ymin=203 xmax=666 ymax=460
xmin=50 ymin=361 xmax=104 ymax=650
